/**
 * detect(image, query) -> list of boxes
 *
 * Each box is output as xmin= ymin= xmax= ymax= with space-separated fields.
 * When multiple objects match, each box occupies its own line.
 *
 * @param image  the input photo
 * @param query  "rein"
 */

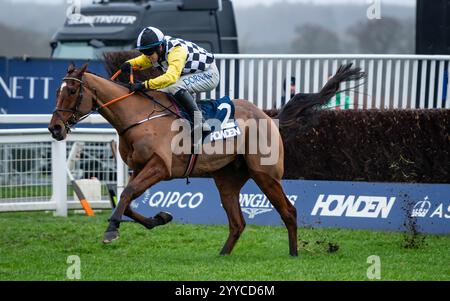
xmin=100 ymin=69 xmax=136 ymax=109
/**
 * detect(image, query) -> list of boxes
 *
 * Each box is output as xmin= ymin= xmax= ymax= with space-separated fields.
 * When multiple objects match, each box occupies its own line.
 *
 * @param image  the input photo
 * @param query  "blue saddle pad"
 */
xmin=178 ymin=96 xmax=241 ymax=143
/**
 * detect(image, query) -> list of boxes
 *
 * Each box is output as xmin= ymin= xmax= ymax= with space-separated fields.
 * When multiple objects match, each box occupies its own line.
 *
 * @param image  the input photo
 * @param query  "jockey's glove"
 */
xmin=120 ymin=62 xmax=132 ymax=73
xmin=128 ymin=82 xmax=145 ymax=93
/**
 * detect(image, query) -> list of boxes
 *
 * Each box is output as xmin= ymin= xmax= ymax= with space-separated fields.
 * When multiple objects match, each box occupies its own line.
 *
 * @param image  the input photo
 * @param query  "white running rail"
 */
xmin=212 ymin=54 xmax=450 ymax=110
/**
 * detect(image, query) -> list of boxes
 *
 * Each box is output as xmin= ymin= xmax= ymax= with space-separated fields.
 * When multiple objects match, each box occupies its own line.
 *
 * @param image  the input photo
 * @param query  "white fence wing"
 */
xmin=0 ymin=125 xmax=126 ymax=215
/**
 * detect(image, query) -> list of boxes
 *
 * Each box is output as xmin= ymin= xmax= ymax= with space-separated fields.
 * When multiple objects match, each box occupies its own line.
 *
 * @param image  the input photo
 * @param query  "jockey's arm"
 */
xmin=126 ymin=54 xmax=153 ymax=71
xmin=143 ymin=46 xmax=187 ymax=90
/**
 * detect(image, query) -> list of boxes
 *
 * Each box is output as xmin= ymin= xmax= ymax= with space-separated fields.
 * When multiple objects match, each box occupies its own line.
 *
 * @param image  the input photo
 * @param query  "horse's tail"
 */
xmin=276 ymin=63 xmax=365 ymax=131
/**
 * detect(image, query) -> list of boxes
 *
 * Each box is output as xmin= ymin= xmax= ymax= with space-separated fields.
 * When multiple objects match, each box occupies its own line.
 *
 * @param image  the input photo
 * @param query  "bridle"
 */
xmin=52 ymin=69 xmax=185 ymax=135
xmin=52 ymin=74 xmax=133 ymax=133
xmin=52 ymin=69 xmax=199 ymax=181
xmin=52 ymin=76 xmax=95 ymax=133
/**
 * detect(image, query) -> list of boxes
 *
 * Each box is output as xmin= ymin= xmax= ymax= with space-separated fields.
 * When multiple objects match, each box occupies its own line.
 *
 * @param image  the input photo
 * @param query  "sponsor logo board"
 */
xmin=130 ymin=179 xmax=450 ymax=234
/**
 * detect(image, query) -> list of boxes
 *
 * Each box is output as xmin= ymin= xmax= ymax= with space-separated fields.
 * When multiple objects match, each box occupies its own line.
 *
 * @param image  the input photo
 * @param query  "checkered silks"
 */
xmin=153 ymin=36 xmax=215 ymax=75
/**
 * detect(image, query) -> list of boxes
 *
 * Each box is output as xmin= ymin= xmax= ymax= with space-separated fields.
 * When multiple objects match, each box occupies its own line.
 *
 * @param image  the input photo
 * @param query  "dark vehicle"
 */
xmin=51 ymin=0 xmax=239 ymax=59
xmin=416 ymin=0 xmax=450 ymax=55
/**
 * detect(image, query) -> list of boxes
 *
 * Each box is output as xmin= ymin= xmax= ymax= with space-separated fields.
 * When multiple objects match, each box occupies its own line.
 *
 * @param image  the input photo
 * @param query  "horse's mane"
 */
xmin=102 ymin=51 xmax=163 ymax=85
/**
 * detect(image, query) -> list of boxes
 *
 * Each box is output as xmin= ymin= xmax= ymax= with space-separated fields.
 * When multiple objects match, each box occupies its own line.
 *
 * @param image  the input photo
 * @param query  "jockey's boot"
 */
xmin=174 ymin=89 xmax=211 ymax=133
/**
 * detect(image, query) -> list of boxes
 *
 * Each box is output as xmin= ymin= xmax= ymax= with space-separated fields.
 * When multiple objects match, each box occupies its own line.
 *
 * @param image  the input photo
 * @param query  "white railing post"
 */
xmin=52 ymin=140 xmax=67 ymax=217
xmin=275 ymin=59 xmax=283 ymax=108
xmin=428 ymin=60 xmax=437 ymax=108
xmin=115 ymin=134 xmax=127 ymax=202
xmin=257 ymin=59 xmax=264 ymax=108
xmin=229 ymin=59 xmax=236 ymax=99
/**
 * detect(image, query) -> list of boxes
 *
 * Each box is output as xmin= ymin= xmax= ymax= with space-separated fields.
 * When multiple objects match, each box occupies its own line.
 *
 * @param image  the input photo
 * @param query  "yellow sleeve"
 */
xmin=126 ymin=54 xmax=153 ymax=71
xmin=144 ymin=46 xmax=187 ymax=90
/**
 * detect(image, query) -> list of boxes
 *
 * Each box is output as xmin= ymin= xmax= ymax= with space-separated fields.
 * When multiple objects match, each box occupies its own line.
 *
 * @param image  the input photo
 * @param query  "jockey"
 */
xmin=120 ymin=26 xmax=219 ymax=132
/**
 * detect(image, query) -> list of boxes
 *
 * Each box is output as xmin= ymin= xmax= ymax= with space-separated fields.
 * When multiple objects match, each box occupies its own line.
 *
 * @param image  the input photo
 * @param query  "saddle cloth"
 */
xmin=175 ymin=96 xmax=241 ymax=143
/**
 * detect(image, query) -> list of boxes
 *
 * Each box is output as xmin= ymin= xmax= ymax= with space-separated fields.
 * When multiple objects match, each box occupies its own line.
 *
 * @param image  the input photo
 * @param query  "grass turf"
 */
xmin=0 ymin=211 xmax=449 ymax=281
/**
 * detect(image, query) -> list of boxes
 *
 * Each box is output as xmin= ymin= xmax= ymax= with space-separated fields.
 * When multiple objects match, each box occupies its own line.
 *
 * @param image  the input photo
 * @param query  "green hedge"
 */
xmin=264 ymin=109 xmax=450 ymax=183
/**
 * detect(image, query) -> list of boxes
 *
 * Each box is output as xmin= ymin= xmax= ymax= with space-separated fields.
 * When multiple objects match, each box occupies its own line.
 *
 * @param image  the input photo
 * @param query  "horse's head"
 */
xmin=48 ymin=62 xmax=93 ymax=140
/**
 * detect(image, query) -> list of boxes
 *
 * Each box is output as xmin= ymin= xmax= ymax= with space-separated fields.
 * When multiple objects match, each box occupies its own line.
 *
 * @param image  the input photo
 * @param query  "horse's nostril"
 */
xmin=49 ymin=124 xmax=63 ymax=138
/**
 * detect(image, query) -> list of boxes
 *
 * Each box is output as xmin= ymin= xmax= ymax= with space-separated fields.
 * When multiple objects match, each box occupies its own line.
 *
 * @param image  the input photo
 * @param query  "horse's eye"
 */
xmin=69 ymin=88 xmax=77 ymax=95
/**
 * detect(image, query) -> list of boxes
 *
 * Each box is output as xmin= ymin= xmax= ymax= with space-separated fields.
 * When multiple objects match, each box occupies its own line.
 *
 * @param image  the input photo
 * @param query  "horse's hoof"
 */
xmin=102 ymin=231 xmax=119 ymax=244
xmin=144 ymin=212 xmax=173 ymax=230
xmin=155 ymin=211 xmax=173 ymax=225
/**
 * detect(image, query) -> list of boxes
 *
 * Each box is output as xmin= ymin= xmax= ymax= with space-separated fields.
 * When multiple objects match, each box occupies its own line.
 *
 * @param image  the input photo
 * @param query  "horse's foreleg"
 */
xmin=116 ymin=170 xmax=172 ymax=229
xmin=103 ymin=155 xmax=169 ymax=244
xmin=105 ymin=170 xmax=163 ymax=228
xmin=212 ymin=160 xmax=249 ymax=255
xmin=124 ymin=205 xmax=172 ymax=229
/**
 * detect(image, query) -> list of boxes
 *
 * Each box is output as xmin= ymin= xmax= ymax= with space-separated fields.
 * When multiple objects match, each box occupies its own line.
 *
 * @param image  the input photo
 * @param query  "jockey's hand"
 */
xmin=120 ymin=62 xmax=132 ymax=73
xmin=128 ymin=82 xmax=145 ymax=93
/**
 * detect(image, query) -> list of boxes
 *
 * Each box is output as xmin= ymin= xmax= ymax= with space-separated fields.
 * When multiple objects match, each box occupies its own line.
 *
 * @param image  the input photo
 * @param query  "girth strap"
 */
xmin=183 ymin=154 xmax=198 ymax=184
xmin=119 ymin=112 xmax=170 ymax=136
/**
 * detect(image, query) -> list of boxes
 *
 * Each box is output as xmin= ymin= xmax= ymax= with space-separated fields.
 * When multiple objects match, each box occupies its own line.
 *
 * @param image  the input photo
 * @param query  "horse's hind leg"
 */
xmin=251 ymin=171 xmax=298 ymax=256
xmin=212 ymin=159 xmax=249 ymax=255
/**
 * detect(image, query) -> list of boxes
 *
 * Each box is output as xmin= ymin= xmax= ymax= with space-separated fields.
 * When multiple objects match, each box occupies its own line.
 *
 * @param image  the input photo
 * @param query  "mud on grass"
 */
xmin=1 ymin=211 xmax=449 ymax=280
xmin=402 ymin=199 xmax=428 ymax=249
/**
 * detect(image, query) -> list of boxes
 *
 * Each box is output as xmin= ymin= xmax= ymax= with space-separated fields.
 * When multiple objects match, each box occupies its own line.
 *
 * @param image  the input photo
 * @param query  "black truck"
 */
xmin=51 ymin=0 xmax=239 ymax=59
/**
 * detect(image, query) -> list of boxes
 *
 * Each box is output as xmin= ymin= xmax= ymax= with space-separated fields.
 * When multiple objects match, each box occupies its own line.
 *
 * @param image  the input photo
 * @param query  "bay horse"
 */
xmin=48 ymin=61 xmax=364 ymax=256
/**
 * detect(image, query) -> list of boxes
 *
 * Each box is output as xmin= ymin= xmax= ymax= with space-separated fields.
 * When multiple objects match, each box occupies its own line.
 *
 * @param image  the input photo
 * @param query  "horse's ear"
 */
xmin=67 ymin=62 xmax=76 ymax=73
xmin=78 ymin=63 xmax=89 ymax=76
